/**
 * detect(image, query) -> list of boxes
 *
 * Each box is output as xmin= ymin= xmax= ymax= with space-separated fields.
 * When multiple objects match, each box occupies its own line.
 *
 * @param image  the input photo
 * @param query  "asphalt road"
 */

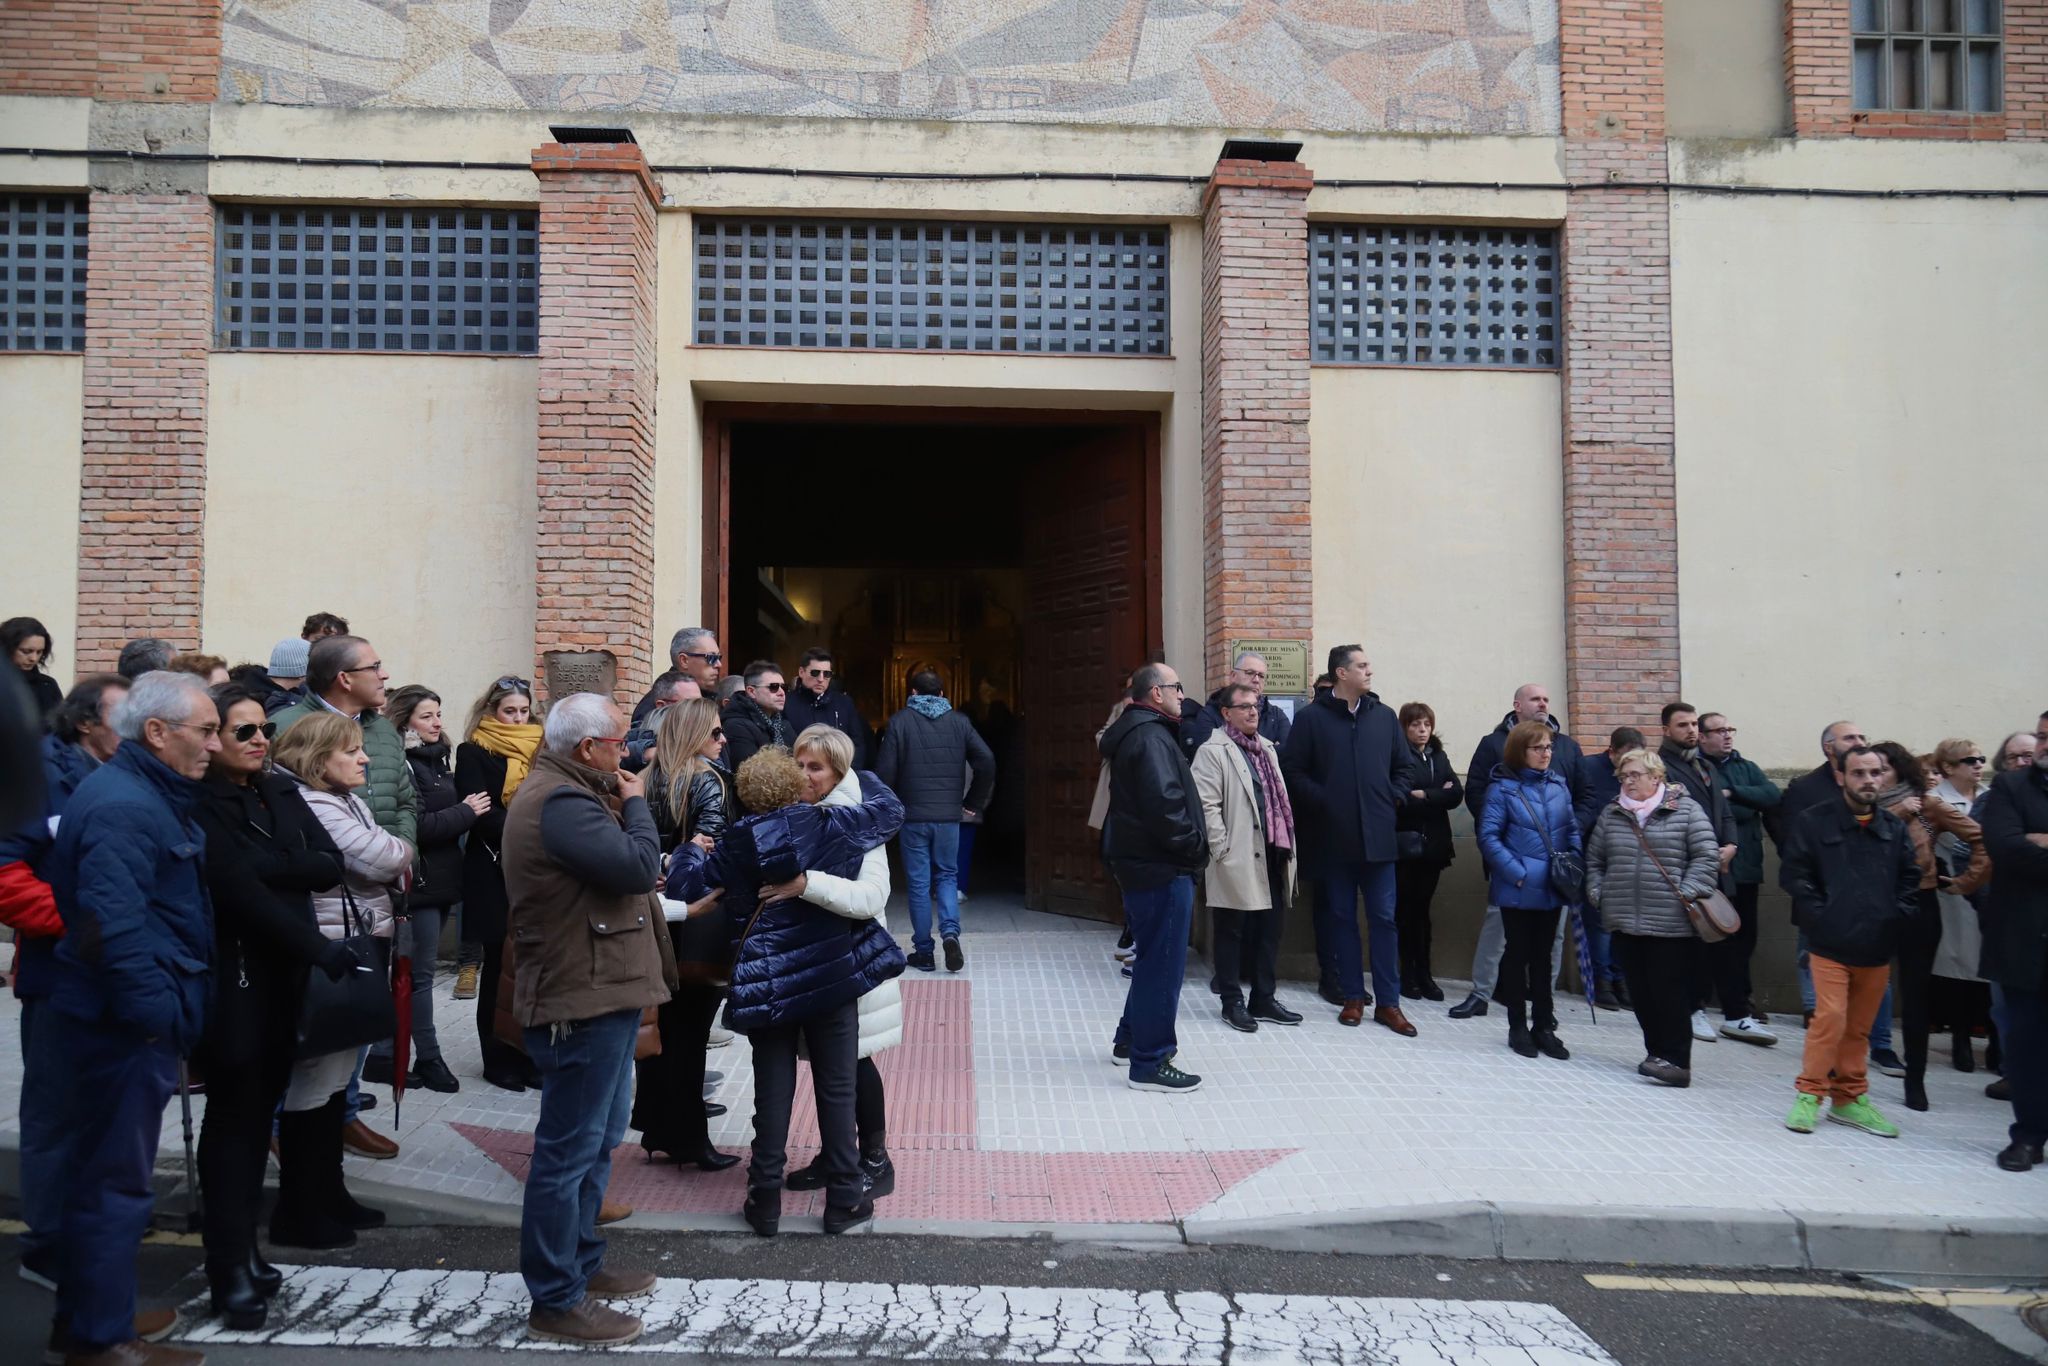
xmin=5 ymin=1219 xmax=2041 ymax=1364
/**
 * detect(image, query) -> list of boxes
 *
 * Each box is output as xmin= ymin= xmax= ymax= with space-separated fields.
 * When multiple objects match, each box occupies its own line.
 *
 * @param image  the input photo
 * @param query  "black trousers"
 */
xmin=1697 ymin=881 xmax=1761 ymax=1020
xmin=631 ymin=982 xmax=723 ymax=1153
xmin=475 ymin=935 xmax=524 ymax=1074
xmin=1210 ymin=846 xmax=1289 ymax=1007
xmin=748 ymin=998 xmax=861 ymax=1208
xmin=1496 ymin=906 xmax=1562 ymax=1032
xmin=1614 ymin=932 xmax=1696 ymax=1069
xmin=854 ymin=1056 xmax=886 ymax=1154
xmin=196 ymin=1041 xmax=293 ymax=1272
xmin=1394 ymin=861 xmax=1443 ymax=988
xmin=1896 ymin=888 xmax=1944 ymax=1084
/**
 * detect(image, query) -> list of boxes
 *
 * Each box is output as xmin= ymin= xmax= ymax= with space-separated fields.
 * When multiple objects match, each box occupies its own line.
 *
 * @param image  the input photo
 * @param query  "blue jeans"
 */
xmin=1313 ymin=860 xmax=1400 ymax=1005
xmin=520 ymin=1008 xmax=638 ymax=1312
xmin=33 ymin=1014 xmax=177 ymax=1352
xmin=900 ymin=821 xmax=961 ymax=955
xmin=16 ymin=997 xmax=72 ymax=1268
xmin=1115 ymin=875 xmax=1194 ymax=1075
xmin=343 ymin=1045 xmax=369 ymax=1123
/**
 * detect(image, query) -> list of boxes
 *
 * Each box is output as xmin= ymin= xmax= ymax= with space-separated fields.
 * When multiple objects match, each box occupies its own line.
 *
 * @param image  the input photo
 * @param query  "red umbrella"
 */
xmin=390 ymin=911 xmax=412 ymax=1126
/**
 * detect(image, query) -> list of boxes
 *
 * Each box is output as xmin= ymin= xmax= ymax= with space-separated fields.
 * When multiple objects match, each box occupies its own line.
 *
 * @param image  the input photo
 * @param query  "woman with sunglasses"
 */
xmin=632 ymin=697 xmax=742 ymax=1169
xmin=455 ymin=676 xmax=545 ymax=1091
xmin=189 ymin=684 xmax=357 ymax=1327
xmin=362 ymin=685 xmax=489 ymax=1096
xmin=1929 ymin=739 xmax=1997 ymax=1088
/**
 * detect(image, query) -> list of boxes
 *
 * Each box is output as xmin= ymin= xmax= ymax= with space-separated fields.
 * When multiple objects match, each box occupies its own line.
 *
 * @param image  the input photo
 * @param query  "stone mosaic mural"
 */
xmin=221 ymin=0 xmax=1560 ymax=135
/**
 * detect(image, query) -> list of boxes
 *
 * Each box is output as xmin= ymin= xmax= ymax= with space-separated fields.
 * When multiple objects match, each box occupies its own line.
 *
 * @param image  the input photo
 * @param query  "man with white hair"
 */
xmin=1178 ymin=650 xmax=1293 ymax=760
xmin=36 ymin=670 xmax=218 ymax=1365
xmin=501 ymin=693 xmax=676 ymax=1346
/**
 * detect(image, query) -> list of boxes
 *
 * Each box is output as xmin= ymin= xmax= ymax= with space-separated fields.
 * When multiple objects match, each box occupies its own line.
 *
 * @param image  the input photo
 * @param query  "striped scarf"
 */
xmin=1227 ymin=725 xmax=1294 ymax=852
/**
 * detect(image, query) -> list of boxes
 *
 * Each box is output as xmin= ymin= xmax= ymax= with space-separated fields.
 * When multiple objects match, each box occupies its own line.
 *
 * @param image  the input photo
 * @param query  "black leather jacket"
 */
xmin=1099 ymin=704 xmax=1208 ymax=892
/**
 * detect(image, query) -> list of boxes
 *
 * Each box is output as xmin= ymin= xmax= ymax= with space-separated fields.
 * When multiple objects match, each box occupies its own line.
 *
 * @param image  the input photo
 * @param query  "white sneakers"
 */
xmin=1719 ymin=1016 xmax=1778 ymax=1047
xmin=706 ymin=1024 xmax=734 ymax=1048
xmin=1690 ymin=1010 xmax=1717 ymax=1042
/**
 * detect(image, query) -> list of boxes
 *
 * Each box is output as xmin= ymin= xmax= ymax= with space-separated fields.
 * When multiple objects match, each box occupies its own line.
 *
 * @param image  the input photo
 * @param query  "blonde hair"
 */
xmin=1615 ymin=749 xmax=1666 ymax=783
xmin=1932 ymin=737 xmax=1981 ymax=775
xmin=736 ymin=748 xmax=805 ymax=814
xmin=654 ymin=697 xmax=725 ymax=817
xmin=792 ymin=724 xmax=853 ymax=782
xmin=270 ymin=712 xmax=364 ymax=793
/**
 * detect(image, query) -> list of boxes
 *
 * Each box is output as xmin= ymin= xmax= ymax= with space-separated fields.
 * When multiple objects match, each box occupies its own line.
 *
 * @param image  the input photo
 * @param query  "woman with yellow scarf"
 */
xmin=456 ymin=676 xmax=545 ymax=1092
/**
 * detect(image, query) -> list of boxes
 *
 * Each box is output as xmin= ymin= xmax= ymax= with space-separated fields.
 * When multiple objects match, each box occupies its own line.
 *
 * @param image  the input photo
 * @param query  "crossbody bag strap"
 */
xmin=1512 ymin=783 xmax=1559 ymax=860
xmin=1624 ymin=810 xmax=1690 ymax=903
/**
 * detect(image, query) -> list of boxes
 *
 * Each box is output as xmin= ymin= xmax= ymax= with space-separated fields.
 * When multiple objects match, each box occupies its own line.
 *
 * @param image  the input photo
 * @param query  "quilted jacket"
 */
xmin=1476 ymin=765 xmax=1582 ymax=911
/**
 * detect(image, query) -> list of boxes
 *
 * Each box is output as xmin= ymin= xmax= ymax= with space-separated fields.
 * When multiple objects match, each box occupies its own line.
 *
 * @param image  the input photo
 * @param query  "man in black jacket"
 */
xmin=1280 ymin=645 xmax=1416 ymax=1035
xmin=1979 ymin=722 xmax=2048 ymax=1171
xmin=1177 ymin=650 xmax=1292 ymax=759
xmin=784 ymin=647 xmax=871 ymax=769
xmin=1101 ymin=662 xmax=1209 ymax=1093
xmin=1781 ymin=746 xmax=1917 ymax=1141
xmin=721 ymin=660 xmax=793 ymax=781
xmin=876 ymin=670 xmax=995 ymax=972
xmin=1449 ymin=683 xmax=1586 ymax=1021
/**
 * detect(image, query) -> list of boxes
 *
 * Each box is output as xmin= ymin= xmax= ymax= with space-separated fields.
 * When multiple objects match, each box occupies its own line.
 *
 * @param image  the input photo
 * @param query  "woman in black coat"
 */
xmin=634 ymin=697 xmax=741 ymax=1170
xmin=454 ymin=677 xmax=543 ymax=1092
xmin=192 ymin=684 xmax=355 ymax=1330
xmin=364 ymin=686 xmax=486 ymax=1094
xmin=3 ymin=616 xmax=63 ymax=718
xmin=1393 ymin=703 xmax=1463 ymax=1002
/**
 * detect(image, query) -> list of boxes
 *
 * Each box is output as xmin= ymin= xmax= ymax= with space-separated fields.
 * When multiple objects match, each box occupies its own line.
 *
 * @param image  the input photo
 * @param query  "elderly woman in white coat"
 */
xmin=1189 ymin=683 xmax=1301 ymax=1033
xmin=266 ymin=711 xmax=415 ymax=1250
xmin=775 ymin=724 xmax=902 ymax=1200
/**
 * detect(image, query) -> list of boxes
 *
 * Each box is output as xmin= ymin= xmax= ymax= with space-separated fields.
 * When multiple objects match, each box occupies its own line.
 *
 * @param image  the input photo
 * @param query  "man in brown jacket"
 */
xmin=502 ymin=692 xmax=676 ymax=1347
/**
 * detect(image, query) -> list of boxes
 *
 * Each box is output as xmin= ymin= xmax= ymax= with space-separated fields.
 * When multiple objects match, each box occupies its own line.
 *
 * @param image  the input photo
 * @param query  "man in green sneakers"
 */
xmin=1780 ymin=746 xmax=1920 ymax=1139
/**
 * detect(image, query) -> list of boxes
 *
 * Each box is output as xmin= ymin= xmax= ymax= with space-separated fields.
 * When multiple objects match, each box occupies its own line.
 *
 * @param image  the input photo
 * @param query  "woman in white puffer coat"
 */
xmin=781 ymin=724 xmax=901 ymax=1200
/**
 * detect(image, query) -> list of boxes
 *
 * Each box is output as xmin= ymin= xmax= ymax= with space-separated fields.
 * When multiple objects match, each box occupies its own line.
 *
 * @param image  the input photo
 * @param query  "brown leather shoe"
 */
xmin=527 ymin=1294 xmax=643 ymax=1346
xmin=586 ymin=1267 xmax=657 ymax=1299
xmin=1375 ymin=1005 xmax=1419 ymax=1037
xmin=1338 ymin=999 xmax=1366 ymax=1026
xmin=62 ymin=1338 xmax=205 ymax=1365
xmin=596 ymin=1198 xmax=632 ymax=1226
xmin=45 ymin=1311 xmax=182 ymax=1365
xmin=341 ymin=1119 xmax=399 ymax=1160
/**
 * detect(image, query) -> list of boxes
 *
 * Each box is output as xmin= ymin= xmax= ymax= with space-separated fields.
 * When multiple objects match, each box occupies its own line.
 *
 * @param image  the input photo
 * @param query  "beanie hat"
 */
xmin=268 ymin=637 xmax=310 ymax=677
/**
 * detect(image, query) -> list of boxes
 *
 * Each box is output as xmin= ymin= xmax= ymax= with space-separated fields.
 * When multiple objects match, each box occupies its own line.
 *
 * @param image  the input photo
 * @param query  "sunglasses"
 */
xmin=757 ymin=681 xmax=786 ymax=693
xmin=683 ymin=651 xmax=723 ymax=666
xmin=232 ymin=721 xmax=278 ymax=744
xmin=710 ymin=728 xmax=725 ymax=740
xmin=805 ymin=668 xmax=833 ymax=680
xmin=1958 ymin=755 xmax=1988 ymax=766
xmin=494 ymin=675 xmax=530 ymax=694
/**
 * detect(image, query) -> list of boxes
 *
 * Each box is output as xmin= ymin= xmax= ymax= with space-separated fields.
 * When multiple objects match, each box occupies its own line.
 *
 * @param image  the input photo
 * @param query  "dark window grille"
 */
xmin=693 ymin=217 xmax=1170 ymax=355
xmin=0 ymin=194 xmax=88 ymax=353
xmin=215 ymin=205 xmax=538 ymax=353
xmin=1311 ymin=223 xmax=1559 ymax=369
xmin=1852 ymin=0 xmax=2002 ymax=113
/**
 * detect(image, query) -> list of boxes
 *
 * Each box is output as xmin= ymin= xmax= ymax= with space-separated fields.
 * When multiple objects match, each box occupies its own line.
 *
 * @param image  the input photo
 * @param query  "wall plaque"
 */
xmin=542 ymin=649 xmax=618 ymax=703
xmin=1227 ymin=639 xmax=1310 ymax=696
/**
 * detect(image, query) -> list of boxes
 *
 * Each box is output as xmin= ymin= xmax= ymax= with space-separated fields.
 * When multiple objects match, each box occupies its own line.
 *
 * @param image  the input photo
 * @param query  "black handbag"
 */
xmin=295 ymin=886 xmax=393 ymax=1058
xmin=1513 ymin=784 xmax=1585 ymax=905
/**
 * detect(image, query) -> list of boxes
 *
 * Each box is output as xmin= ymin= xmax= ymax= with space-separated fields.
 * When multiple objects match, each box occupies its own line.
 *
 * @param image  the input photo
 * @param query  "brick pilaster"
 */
xmin=75 ymin=194 xmax=212 ymax=672
xmin=1559 ymin=1 xmax=1680 ymax=739
xmin=1786 ymin=0 xmax=2045 ymax=141
xmin=530 ymin=141 xmax=661 ymax=698
xmin=0 ymin=0 xmax=219 ymax=101
xmin=1199 ymin=158 xmax=1313 ymax=685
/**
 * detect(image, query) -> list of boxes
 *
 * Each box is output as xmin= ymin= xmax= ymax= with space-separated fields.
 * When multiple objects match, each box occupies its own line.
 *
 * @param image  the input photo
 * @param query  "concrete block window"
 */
xmin=1309 ymin=223 xmax=1559 ymax=369
xmin=1852 ymin=0 xmax=2003 ymax=112
xmin=214 ymin=204 xmax=538 ymax=353
xmin=0 ymin=194 xmax=89 ymax=352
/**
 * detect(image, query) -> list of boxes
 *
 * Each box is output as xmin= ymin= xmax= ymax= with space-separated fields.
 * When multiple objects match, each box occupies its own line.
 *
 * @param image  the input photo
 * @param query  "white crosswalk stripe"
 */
xmin=177 ymin=1265 xmax=1620 ymax=1363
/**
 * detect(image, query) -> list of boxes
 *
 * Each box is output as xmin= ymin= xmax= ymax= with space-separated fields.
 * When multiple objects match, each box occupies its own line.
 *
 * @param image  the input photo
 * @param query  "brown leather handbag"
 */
xmin=1626 ymin=815 xmax=1741 ymax=943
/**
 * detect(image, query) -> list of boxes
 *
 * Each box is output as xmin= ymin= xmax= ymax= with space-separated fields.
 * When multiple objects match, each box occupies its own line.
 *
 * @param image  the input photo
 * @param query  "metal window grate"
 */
xmin=1852 ymin=0 xmax=2002 ymax=112
xmin=693 ymin=217 xmax=1170 ymax=355
xmin=216 ymin=204 xmax=538 ymax=353
xmin=0 ymin=195 xmax=88 ymax=353
xmin=1311 ymin=223 xmax=1559 ymax=369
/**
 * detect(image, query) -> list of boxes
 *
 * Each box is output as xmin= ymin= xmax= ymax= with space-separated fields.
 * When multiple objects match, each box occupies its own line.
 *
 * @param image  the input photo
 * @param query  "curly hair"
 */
xmin=735 ymin=747 xmax=804 ymax=813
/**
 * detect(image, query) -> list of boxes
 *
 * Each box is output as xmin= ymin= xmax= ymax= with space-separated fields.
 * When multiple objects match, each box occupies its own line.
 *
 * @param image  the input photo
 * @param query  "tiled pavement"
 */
xmin=4 ymin=896 xmax=2045 ymax=1247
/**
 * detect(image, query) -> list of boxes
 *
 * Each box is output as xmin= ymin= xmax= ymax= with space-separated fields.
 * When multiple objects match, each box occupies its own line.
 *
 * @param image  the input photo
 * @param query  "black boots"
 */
xmin=859 ymin=1133 xmax=895 ymax=1199
xmin=822 ymin=1199 xmax=874 ymax=1235
xmin=248 ymin=1247 xmax=283 ymax=1297
xmin=208 ymin=1260 xmax=268 ymax=1331
xmin=743 ymin=1187 xmax=780 ymax=1237
xmin=270 ymin=1095 xmax=361 ymax=1250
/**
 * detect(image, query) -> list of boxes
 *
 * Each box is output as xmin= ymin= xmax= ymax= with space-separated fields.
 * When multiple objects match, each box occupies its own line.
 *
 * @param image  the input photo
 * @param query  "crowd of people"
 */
xmin=3 ymin=613 xmax=2046 ymax=1359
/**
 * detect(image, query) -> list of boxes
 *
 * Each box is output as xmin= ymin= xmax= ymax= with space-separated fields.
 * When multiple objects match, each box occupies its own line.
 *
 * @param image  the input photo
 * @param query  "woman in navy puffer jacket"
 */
xmin=664 ymin=748 xmax=904 ymax=1238
xmin=1477 ymin=721 xmax=1583 ymax=1062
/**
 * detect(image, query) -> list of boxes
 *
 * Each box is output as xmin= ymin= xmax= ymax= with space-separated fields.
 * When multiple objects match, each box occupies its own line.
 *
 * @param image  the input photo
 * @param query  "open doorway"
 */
xmin=704 ymin=404 xmax=1161 ymax=919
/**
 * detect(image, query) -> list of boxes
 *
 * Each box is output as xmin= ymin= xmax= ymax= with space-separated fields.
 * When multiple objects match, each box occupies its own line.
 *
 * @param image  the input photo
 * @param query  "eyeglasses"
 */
xmin=1529 ymin=742 xmax=1555 ymax=752
xmin=682 ymin=651 xmax=723 ymax=666
xmin=1702 ymin=726 xmax=1737 ymax=737
xmin=494 ymin=675 xmax=530 ymax=694
xmin=1224 ymin=702 xmax=1257 ymax=712
xmin=343 ymin=661 xmax=383 ymax=676
xmin=1958 ymin=755 xmax=1988 ymax=766
xmin=805 ymin=668 xmax=833 ymax=680
xmin=231 ymin=721 xmax=277 ymax=744
xmin=588 ymin=735 xmax=628 ymax=748
xmin=163 ymin=721 xmax=222 ymax=740
xmin=757 ymin=681 xmax=786 ymax=693
xmin=1237 ymin=669 xmax=1266 ymax=681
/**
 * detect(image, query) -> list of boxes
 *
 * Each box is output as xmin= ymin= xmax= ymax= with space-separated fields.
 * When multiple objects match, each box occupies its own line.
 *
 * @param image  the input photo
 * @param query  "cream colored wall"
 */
xmin=204 ymin=354 xmax=538 ymax=705
xmin=1664 ymin=0 xmax=1786 ymax=139
xmin=1309 ymin=368 xmax=1567 ymax=742
xmin=1671 ymin=149 xmax=2048 ymax=769
xmin=0 ymin=356 xmax=82 ymax=683
xmin=0 ymin=95 xmax=91 ymax=188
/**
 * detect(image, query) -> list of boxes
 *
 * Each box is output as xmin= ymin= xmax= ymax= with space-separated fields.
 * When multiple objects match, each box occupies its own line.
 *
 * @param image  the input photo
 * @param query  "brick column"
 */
xmin=1199 ymin=157 xmax=1313 ymax=684
xmin=530 ymin=140 xmax=661 ymax=698
xmin=75 ymin=194 xmax=213 ymax=672
xmin=1558 ymin=1 xmax=1680 ymax=739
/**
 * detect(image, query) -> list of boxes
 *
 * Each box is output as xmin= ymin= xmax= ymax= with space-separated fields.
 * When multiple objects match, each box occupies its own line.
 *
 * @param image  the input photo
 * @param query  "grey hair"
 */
xmin=116 ymin=637 xmax=176 ymax=679
xmin=111 ymin=670 xmax=212 ymax=741
xmin=1232 ymin=651 xmax=1265 ymax=670
xmin=668 ymin=626 xmax=714 ymax=663
xmin=543 ymin=692 xmax=619 ymax=756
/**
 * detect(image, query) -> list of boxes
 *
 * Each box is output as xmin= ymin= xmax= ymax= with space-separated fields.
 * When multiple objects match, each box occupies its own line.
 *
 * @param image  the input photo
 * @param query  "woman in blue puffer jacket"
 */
xmin=664 ymin=748 xmax=904 ymax=1240
xmin=1477 ymin=720 xmax=1583 ymax=1062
